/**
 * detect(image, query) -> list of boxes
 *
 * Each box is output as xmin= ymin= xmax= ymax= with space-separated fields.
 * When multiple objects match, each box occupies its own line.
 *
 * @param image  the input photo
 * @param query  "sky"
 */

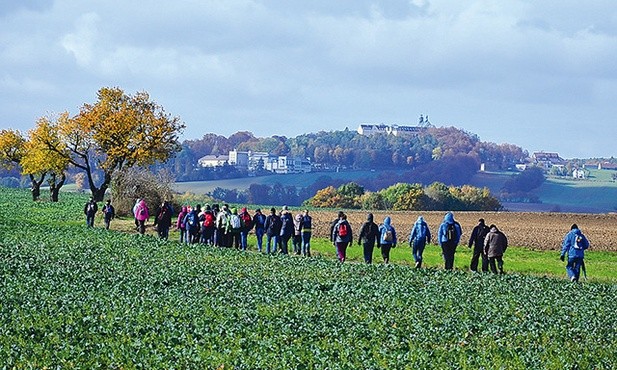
xmin=1 ymin=0 xmax=617 ymax=159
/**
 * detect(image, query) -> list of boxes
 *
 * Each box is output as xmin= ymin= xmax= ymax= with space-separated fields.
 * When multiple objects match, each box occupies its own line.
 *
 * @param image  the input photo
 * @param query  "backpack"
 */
xmin=241 ymin=213 xmax=252 ymax=229
xmin=230 ymin=214 xmax=241 ymax=230
xmin=338 ymin=222 xmax=349 ymax=238
xmin=87 ymin=203 xmax=95 ymax=214
xmin=203 ymin=212 xmax=214 ymax=228
xmin=384 ymin=227 xmax=393 ymax=242
xmin=574 ymin=235 xmax=584 ymax=250
xmin=445 ymin=223 xmax=456 ymax=242
xmin=267 ymin=215 xmax=281 ymax=234
xmin=187 ymin=212 xmax=198 ymax=229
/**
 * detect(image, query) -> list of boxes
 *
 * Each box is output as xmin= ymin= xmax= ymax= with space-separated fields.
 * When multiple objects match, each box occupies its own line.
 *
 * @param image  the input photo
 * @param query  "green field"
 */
xmin=2 ymin=188 xmax=617 ymax=368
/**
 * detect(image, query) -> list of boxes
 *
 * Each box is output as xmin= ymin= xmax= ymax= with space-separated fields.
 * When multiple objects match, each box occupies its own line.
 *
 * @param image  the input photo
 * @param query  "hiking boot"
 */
xmin=415 ymin=261 xmax=421 ymax=269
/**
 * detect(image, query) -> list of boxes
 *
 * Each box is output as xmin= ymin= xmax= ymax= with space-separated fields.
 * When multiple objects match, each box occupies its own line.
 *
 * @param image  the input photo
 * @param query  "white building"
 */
xmin=357 ymin=123 xmax=427 ymax=137
xmin=198 ymin=155 xmax=229 ymax=167
xmin=200 ymin=150 xmax=311 ymax=174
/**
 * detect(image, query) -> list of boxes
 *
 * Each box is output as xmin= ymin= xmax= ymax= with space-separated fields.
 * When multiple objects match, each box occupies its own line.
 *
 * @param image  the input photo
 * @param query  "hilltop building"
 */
xmin=357 ymin=115 xmax=431 ymax=137
xmin=199 ymin=150 xmax=311 ymax=174
xmin=533 ymin=151 xmax=566 ymax=169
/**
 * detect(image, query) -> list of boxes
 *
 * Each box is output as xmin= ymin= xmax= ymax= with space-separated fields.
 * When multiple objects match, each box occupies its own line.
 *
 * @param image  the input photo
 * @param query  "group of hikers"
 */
xmin=84 ymin=197 xmax=591 ymax=282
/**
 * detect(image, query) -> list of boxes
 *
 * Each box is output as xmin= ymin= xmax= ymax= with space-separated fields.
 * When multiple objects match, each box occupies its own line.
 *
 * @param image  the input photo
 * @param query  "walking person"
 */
xmin=101 ymin=199 xmax=115 ymax=230
xmin=484 ymin=224 xmax=508 ymax=274
xmin=135 ymin=199 xmax=150 ymax=235
xmin=332 ymin=213 xmax=352 ymax=263
xmin=409 ymin=216 xmax=431 ymax=268
xmin=438 ymin=212 xmax=462 ymax=270
xmin=378 ymin=216 xmax=397 ymax=264
xmin=357 ymin=213 xmax=379 ymax=264
xmin=154 ymin=201 xmax=173 ymax=240
xmin=201 ymin=205 xmax=216 ymax=245
xmin=264 ymin=207 xmax=281 ymax=254
xmin=176 ymin=206 xmax=188 ymax=243
xmin=252 ymin=208 xmax=267 ymax=252
xmin=183 ymin=205 xmax=201 ymax=244
xmin=293 ymin=213 xmax=303 ymax=255
xmin=560 ymin=224 xmax=590 ymax=282
xmin=239 ymin=207 xmax=253 ymax=251
xmin=84 ymin=197 xmax=98 ymax=227
xmin=299 ymin=209 xmax=312 ymax=257
xmin=279 ymin=207 xmax=294 ymax=255
xmin=468 ymin=218 xmax=490 ymax=272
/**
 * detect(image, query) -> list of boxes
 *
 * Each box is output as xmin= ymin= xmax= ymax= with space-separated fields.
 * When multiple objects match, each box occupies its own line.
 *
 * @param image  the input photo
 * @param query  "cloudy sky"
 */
xmin=2 ymin=1 xmax=616 ymax=158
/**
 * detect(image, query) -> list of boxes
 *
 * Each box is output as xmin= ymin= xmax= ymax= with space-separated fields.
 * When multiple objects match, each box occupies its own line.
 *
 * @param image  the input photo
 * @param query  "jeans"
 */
xmin=255 ymin=228 xmax=265 ymax=252
xmin=179 ymin=229 xmax=186 ymax=243
xmin=441 ymin=241 xmax=457 ymax=270
xmin=362 ymin=242 xmax=374 ymax=264
xmin=86 ymin=214 xmax=95 ymax=228
xmin=293 ymin=235 xmax=302 ymax=254
xmin=412 ymin=240 xmax=426 ymax=264
xmin=266 ymin=235 xmax=278 ymax=254
xmin=566 ymin=257 xmax=584 ymax=281
xmin=240 ymin=231 xmax=248 ymax=250
xmin=302 ymin=232 xmax=311 ymax=256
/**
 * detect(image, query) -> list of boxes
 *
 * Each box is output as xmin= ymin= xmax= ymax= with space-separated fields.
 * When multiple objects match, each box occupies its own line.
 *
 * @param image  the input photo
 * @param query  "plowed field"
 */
xmin=305 ymin=210 xmax=617 ymax=251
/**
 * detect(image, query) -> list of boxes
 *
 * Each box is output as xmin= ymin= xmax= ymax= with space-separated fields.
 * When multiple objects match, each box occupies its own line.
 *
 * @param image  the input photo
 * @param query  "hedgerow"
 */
xmin=1 ymin=188 xmax=616 ymax=369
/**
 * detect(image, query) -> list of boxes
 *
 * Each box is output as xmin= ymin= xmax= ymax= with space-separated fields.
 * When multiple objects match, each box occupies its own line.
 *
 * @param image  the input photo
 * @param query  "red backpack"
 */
xmin=203 ymin=212 xmax=214 ymax=227
xmin=241 ymin=213 xmax=252 ymax=229
xmin=338 ymin=222 xmax=349 ymax=237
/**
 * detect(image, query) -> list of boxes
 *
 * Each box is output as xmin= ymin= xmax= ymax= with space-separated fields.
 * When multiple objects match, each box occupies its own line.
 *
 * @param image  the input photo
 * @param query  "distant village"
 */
xmin=197 ymin=115 xmax=617 ymax=179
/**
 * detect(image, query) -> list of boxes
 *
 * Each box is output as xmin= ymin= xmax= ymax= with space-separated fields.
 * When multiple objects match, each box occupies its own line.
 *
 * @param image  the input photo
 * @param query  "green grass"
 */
xmin=4 ymin=188 xmax=617 ymax=368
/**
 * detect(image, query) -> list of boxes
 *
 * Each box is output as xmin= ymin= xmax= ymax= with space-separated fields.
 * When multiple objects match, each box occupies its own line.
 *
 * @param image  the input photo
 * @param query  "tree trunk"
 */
xmin=49 ymin=173 xmax=66 ymax=202
xmin=29 ymin=173 xmax=46 ymax=201
xmin=91 ymin=171 xmax=112 ymax=202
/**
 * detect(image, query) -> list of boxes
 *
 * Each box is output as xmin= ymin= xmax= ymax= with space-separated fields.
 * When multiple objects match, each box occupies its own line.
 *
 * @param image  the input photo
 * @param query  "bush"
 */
xmin=111 ymin=167 xmax=176 ymax=216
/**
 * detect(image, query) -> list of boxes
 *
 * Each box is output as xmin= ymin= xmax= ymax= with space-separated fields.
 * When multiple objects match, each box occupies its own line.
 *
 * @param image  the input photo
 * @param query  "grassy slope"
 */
xmin=2 ymin=188 xmax=617 ymax=368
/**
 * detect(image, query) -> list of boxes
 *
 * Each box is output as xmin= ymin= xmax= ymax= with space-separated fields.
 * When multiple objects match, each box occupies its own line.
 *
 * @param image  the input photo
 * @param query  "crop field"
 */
xmin=2 ymin=188 xmax=617 ymax=368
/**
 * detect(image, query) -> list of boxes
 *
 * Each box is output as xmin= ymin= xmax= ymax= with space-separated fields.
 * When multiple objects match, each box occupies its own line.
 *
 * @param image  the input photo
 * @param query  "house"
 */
xmin=572 ymin=168 xmax=585 ymax=179
xmin=533 ymin=152 xmax=566 ymax=169
xmin=197 ymin=154 xmax=229 ymax=167
xmin=597 ymin=162 xmax=617 ymax=170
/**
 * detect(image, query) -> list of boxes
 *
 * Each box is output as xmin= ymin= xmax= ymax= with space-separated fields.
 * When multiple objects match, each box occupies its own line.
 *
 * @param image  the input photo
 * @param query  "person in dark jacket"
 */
xmin=378 ymin=216 xmax=397 ymax=264
xmin=292 ymin=213 xmax=303 ymax=255
xmin=560 ymin=224 xmax=590 ymax=282
xmin=252 ymin=208 xmax=266 ymax=252
xmin=484 ymin=224 xmax=508 ymax=274
xmin=84 ymin=197 xmax=98 ymax=227
xmin=409 ymin=216 xmax=431 ymax=268
xmin=332 ymin=213 xmax=352 ymax=263
xmin=101 ymin=199 xmax=115 ymax=230
xmin=153 ymin=201 xmax=173 ymax=240
xmin=358 ymin=213 xmax=379 ymax=264
xmin=438 ymin=212 xmax=463 ymax=270
xmin=279 ymin=207 xmax=294 ymax=255
xmin=468 ymin=218 xmax=490 ymax=272
xmin=300 ymin=209 xmax=312 ymax=257
xmin=264 ymin=207 xmax=281 ymax=254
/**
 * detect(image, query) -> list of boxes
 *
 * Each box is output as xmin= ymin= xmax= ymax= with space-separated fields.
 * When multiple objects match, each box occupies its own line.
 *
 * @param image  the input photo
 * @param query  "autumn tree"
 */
xmin=21 ymin=114 xmax=71 ymax=201
xmin=45 ymin=87 xmax=184 ymax=201
xmin=0 ymin=129 xmax=46 ymax=201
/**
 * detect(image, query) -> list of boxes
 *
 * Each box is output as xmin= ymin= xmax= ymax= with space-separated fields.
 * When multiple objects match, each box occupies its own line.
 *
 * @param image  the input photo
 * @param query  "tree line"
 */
xmin=162 ymin=127 xmax=529 ymax=182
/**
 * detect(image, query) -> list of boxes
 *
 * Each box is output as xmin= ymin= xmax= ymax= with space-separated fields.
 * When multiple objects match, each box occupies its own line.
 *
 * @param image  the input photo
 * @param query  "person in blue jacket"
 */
xmin=378 ymin=216 xmax=397 ymax=264
xmin=409 ymin=216 xmax=431 ymax=269
xmin=438 ymin=212 xmax=463 ymax=270
xmin=560 ymin=224 xmax=590 ymax=282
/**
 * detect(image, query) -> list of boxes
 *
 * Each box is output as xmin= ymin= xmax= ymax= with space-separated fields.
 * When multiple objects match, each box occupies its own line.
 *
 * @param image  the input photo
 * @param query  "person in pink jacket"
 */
xmin=134 ymin=199 xmax=150 ymax=235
